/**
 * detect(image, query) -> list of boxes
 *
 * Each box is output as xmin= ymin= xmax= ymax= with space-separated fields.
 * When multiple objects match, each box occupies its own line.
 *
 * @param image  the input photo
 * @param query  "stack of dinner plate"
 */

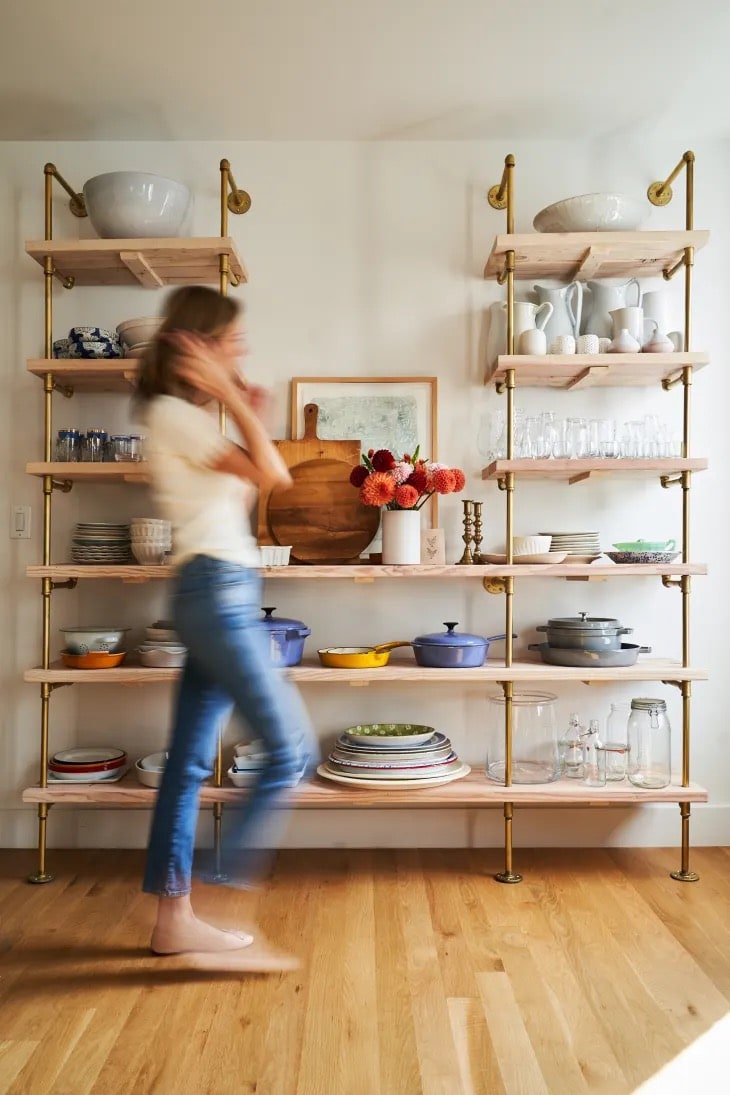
xmin=542 ymin=531 xmax=602 ymax=563
xmin=317 ymin=724 xmax=470 ymax=789
xmin=48 ymin=747 xmax=128 ymax=783
xmin=71 ymin=522 xmax=133 ymax=565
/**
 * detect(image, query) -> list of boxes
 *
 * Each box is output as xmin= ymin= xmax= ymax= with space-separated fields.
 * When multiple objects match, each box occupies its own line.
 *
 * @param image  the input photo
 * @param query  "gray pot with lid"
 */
xmin=536 ymin=611 xmax=633 ymax=651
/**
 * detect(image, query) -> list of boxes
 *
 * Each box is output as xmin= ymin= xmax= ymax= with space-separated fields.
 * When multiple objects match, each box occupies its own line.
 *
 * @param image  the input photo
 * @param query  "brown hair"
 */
xmin=134 ymin=285 xmax=241 ymax=408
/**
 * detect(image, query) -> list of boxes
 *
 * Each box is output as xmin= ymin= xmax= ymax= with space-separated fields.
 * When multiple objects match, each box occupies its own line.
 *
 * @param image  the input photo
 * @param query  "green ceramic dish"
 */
xmin=612 ymin=538 xmax=676 ymax=553
xmin=341 ymin=724 xmax=437 ymax=749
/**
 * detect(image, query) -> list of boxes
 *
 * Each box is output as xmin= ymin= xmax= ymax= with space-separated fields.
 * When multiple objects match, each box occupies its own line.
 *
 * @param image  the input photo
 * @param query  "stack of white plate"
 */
xmin=318 ymin=724 xmax=470 ymax=789
xmin=71 ymin=522 xmax=132 ymax=564
xmin=542 ymin=531 xmax=602 ymax=563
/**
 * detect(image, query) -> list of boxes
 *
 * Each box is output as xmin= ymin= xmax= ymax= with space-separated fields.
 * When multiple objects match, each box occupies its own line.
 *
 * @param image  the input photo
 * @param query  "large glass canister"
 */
xmin=486 ymin=691 xmax=559 ymax=784
xmin=627 ymin=698 xmax=671 ymax=789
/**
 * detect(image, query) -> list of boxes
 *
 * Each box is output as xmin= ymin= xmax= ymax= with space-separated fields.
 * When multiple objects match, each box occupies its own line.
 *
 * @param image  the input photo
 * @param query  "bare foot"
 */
xmin=151 ymin=917 xmax=254 ymax=956
xmin=185 ymin=938 xmax=301 ymax=973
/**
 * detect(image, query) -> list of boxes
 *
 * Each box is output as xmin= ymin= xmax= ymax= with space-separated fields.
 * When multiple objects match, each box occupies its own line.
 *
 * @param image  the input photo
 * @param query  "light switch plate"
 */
xmin=10 ymin=505 xmax=31 ymax=539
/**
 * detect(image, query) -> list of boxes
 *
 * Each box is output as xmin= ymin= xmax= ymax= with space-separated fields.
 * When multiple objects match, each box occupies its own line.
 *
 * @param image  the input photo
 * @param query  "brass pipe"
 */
xmin=220 ymin=157 xmax=251 ymax=221
xmin=44 ymin=165 xmax=53 ymax=240
xmin=42 ymin=575 xmax=52 ymax=669
xmin=685 ymin=152 xmax=694 ymax=231
xmin=220 ymin=160 xmax=229 ymax=238
xmin=670 ymin=681 xmax=699 ymax=882
xmin=29 ymin=802 xmax=53 ymax=884
xmin=681 ymin=575 xmax=690 ymax=668
xmin=488 ymin=155 xmax=515 ymax=231
xmin=648 ymin=150 xmax=695 ymax=207
xmin=496 ymin=805 xmax=522 ymax=884
xmin=495 ymin=683 xmax=522 ymax=882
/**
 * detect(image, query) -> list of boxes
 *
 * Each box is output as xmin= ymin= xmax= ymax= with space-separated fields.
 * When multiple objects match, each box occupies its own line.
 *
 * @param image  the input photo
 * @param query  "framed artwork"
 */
xmin=290 ymin=376 xmax=439 ymax=526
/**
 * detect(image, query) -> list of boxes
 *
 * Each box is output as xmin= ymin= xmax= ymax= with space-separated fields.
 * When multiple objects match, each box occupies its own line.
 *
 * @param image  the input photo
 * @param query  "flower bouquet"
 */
xmin=349 ymin=447 xmax=466 ymax=510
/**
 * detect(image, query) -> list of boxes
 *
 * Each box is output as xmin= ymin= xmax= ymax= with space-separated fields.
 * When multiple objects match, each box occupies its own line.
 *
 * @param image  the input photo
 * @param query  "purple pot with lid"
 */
xmin=259 ymin=606 xmax=311 ymax=667
xmin=411 ymin=622 xmax=510 ymax=668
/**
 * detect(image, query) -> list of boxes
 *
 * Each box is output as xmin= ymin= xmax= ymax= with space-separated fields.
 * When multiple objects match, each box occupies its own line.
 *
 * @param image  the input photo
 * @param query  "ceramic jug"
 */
xmin=582 ymin=278 xmax=641 ymax=338
xmin=485 ymin=300 xmax=553 ymax=369
xmin=609 ymin=306 xmax=644 ymax=345
xmin=534 ymin=281 xmax=583 ymax=344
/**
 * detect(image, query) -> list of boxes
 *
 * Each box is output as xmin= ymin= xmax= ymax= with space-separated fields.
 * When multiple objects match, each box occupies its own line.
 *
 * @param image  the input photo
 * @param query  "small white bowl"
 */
xmin=260 ymin=545 xmax=292 ymax=566
xmin=132 ymin=544 xmax=169 ymax=566
xmin=145 ymin=626 xmax=178 ymax=642
xmin=138 ymin=648 xmax=187 ymax=668
xmin=513 ymin=535 xmax=552 ymax=557
xmin=117 ymin=317 xmax=162 ymax=346
xmin=135 ymin=757 xmax=164 ymax=787
xmin=234 ymin=739 xmax=265 ymax=757
xmin=227 ymin=766 xmax=258 ymax=788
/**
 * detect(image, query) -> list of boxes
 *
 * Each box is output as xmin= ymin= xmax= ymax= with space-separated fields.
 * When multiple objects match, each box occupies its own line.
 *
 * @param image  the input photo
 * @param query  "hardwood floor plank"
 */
xmin=447 ymin=997 xmax=505 ymax=1095
xmin=0 ymin=1042 xmax=38 ymax=1092
xmin=477 ymin=970 xmax=549 ymax=1094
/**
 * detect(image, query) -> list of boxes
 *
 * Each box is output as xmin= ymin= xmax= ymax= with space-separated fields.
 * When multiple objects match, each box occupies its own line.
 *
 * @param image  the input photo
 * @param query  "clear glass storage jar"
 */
xmin=55 ymin=428 xmax=80 ymax=462
xmin=627 ymin=698 xmax=671 ymax=789
xmin=81 ymin=428 xmax=108 ymax=463
xmin=486 ymin=691 xmax=559 ymax=784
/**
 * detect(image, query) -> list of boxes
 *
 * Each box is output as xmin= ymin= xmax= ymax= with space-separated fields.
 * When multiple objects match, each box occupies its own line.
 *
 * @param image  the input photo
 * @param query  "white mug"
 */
xmin=549 ymin=334 xmax=576 ymax=354
xmin=577 ymin=334 xmax=599 ymax=354
xmin=519 ymin=328 xmax=547 ymax=355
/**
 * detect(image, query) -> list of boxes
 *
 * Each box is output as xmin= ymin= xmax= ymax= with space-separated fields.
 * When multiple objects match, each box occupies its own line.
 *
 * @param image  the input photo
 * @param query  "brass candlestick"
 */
xmin=472 ymin=501 xmax=484 ymax=563
xmin=458 ymin=500 xmax=474 ymax=565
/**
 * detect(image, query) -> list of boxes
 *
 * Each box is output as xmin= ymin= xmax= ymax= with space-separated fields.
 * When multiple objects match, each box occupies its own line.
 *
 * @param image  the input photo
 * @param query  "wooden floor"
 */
xmin=0 ymin=848 xmax=728 ymax=1094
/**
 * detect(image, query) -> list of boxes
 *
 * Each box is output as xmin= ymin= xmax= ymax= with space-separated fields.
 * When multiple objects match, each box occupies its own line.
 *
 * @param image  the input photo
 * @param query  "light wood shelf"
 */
xmin=24 ymin=237 xmax=247 ymax=288
xmin=26 ymin=462 xmax=148 ymax=483
xmin=487 ymin=352 xmax=709 ymax=389
xmin=24 ymin=658 xmax=708 ymax=686
xmin=483 ymin=230 xmax=709 ymax=281
xmin=481 ymin=457 xmax=707 ymax=484
xmin=27 ymin=359 xmax=139 ymax=393
xmin=25 ymin=562 xmax=707 ymax=582
xmin=21 ymin=769 xmax=708 ymax=808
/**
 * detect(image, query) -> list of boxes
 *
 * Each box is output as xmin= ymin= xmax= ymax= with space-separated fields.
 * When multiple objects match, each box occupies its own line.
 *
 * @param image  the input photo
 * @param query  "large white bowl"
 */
xmin=116 ymin=317 xmax=161 ymax=347
xmin=533 ymin=193 xmax=647 ymax=233
xmin=83 ymin=172 xmax=193 ymax=239
xmin=59 ymin=626 xmax=129 ymax=654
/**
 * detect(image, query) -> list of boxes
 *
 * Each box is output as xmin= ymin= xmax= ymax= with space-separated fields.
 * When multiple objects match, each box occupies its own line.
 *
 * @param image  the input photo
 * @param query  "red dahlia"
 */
xmin=371 ymin=448 xmax=397 ymax=472
xmin=407 ymin=469 xmax=428 ymax=493
xmin=349 ymin=465 xmax=369 ymax=487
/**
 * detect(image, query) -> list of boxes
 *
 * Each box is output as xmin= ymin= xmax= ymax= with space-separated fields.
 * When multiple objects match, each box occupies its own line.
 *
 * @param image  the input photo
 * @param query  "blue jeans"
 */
xmin=143 ymin=555 xmax=317 ymax=896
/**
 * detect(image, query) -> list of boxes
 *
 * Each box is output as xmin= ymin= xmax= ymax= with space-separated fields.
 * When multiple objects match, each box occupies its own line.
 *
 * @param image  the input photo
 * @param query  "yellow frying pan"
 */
xmin=317 ymin=642 xmax=411 ymax=669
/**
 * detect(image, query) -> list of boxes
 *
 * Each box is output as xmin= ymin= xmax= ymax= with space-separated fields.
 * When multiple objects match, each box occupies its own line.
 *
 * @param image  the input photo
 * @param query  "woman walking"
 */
xmin=135 ymin=286 xmax=315 ymax=964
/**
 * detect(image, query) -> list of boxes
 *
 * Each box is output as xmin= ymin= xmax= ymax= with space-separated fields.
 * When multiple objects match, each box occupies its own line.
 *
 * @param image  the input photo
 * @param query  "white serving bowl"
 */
xmin=59 ymin=626 xmax=129 ymax=655
xmin=259 ymin=545 xmax=292 ymax=566
xmin=234 ymin=739 xmax=265 ymax=757
xmin=513 ymin=535 xmax=552 ymax=557
xmin=83 ymin=173 xmax=192 ymax=239
xmin=135 ymin=758 xmax=164 ymax=788
xmin=117 ymin=317 xmax=162 ymax=347
xmin=533 ymin=193 xmax=647 ymax=233
xmin=138 ymin=647 xmax=187 ymax=668
xmin=131 ymin=544 xmax=169 ymax=566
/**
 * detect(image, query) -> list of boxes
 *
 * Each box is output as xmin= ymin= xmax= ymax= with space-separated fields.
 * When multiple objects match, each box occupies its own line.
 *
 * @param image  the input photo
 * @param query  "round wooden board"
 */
xmin=267 ymin=458 xmax=380 ymax=563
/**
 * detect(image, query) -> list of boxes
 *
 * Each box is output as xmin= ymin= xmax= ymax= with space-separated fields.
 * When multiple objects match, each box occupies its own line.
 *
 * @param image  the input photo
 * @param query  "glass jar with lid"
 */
xmin=486 ymin=691 xmax=559 ymax=784
xmin=627 ymin=698 xmax=671 ymax=789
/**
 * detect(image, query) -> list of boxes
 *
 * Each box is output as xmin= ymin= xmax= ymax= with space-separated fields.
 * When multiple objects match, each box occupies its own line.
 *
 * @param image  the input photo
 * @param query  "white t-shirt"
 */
xmin=142 ymin=395 xmax=260 ymax=568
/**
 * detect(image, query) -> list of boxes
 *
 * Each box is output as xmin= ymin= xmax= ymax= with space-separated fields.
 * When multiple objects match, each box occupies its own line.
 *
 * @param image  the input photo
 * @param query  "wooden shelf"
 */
xmin=24 ymin=657 xmax=708 ymax=685
xmin=27 ymin=359 xmax=139 ymax=393
xmin=483 ymin=230 xmax=709 ymax=281
xmin=24 ymin=237 xmax=247 ymax=288
xmin=21 ymin=769 xmax=708 ymax=807
xmin=26 ymin=462 xmax=148 ymax=483
xmin=481 ymin=457 xmax=707 ymax=484
xmin=487 ymin=352 xmax=709 ymax=389
xmin=27 ymin=565 xmax=173 ymax=582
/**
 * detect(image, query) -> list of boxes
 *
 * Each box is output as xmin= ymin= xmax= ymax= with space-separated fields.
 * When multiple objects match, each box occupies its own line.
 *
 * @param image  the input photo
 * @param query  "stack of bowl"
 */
xmin=318 ymin=724 xmax=470 ymax=788
xmin=116 ymin=316 xmax=161 ymax=358
xmin=67 ymin=326 xmax=123 ymax=359
xmin=228 ymin=739 xmax=267 ymax=786
xmin=135 ymin=751 xmax=168 ymax=788
xmin=138 ymin=619 xmax=186 ymax=668
xmin=131 ymin=518 xmax=171 ymax=565
xmin=59 ymin=625 xmax=129 ymax=669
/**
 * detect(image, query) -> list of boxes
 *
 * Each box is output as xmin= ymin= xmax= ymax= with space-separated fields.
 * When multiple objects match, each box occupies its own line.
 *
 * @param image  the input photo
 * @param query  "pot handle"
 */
xmin=535 ymin=625 xmax=548 ymax=632
xmin=373 ymin=641 xmax=412 ymax=653
xmin=527 ymin=643 xmax=542 ymax=651
xmin=638 ymin=645 xmax=652 ymax=654
xmin=619 ymin=627 xmax=634 ymax=635
xmin=485 ymin=633 xmax=518 ymax=642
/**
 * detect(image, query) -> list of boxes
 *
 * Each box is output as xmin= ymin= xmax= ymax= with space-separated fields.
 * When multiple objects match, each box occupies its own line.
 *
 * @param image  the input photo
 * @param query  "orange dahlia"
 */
xmin=431 ymin=468 xmax=456 ymax=494
xmin=360 ymin=472 xmax=396 ymax=507
xmin=451 ymin=468 xmax=466 ymax=491
xmin=394 ymin=484 xmax=419 ymax=509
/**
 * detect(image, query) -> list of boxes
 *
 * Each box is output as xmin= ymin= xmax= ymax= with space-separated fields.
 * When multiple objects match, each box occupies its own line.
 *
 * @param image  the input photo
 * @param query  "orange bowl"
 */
xmin=60 ymin=650 xmax=127 ymax=669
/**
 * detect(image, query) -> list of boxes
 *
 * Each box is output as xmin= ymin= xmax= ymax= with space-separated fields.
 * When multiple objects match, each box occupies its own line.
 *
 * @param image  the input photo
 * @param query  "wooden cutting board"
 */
xmin=257 ymin=403 xmax=362 ymax=545
xmin=267 ymin=457 xmax=380 ymax=563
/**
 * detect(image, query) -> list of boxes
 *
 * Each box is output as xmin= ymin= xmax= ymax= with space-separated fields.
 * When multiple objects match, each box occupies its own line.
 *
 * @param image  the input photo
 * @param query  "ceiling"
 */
xmin=2 ymin=0 xmax=730 ymax=142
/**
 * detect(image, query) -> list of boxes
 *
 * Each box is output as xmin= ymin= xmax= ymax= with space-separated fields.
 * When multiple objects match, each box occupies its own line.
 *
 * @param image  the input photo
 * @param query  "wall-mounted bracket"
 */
xmin=48 ymin=682 xmax=72 ymax=693
xmin=661 ymin=576 xmax=682 ymax=590
xmin=660 ymin=475 xmax=682 ymax=489
xmin=483 ymin=577 xmax=506 ymax=595
xmin=220 ymin=159 xmax=251 ymax=216
xmin=661 ymin=680 xmax=683 ymax=691
xmin=52 ymin=379 xmax=74 ymax=398
xmin=44 ymin=163 xmax=87 ymax=219
xmin=51 ymin=479 xmax=73 ymax=493
xmin=497 ymin=476 xmax=508 ymax=492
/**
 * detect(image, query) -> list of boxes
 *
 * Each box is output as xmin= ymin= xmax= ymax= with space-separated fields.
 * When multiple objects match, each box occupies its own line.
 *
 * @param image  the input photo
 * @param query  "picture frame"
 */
xmin=290 ymin=376 xmax=439 ymax=526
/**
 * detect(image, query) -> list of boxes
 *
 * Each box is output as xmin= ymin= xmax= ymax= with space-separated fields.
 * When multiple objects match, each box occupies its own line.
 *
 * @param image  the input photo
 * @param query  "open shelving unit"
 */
xmin=23 ymin=152 xmax=710 ymax=888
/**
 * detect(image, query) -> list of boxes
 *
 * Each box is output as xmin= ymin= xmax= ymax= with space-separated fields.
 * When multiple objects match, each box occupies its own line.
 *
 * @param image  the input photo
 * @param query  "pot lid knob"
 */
xmin=579 ymin=611 xmax=588 ymax=621
xmin=443 ymin=622 xmax=459 ymax=633
xmin=262 ymin=607 xmax=277 ymax=618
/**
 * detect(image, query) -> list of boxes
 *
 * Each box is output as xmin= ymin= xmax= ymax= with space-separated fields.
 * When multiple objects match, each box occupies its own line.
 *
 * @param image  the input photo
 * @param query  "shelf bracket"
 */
xmin=483 ymin=577 xmax=506 ymax=595
xmin=661 ymin=575 xmax=682 ymax=590
xmin=566 ymin=365 xmax=608 ymax=390
xmin=661 ymin=474 xmax=682 ymax=489
xmin=497 ymin=476 xmax=508 ymax=492
xmin=50 ymin=578 xmax=78 ymax=591
xmin=662 ymin=371 xmax=685 ymax=391
xmin=663 ymin=252 xmax=688 ymax=282
xmin=45 ymin=163 xmax=87 ymax=219
xmin=51 ymin=378 xmax=74 ymax=399
xmin=648 ymin=151 xmax=694 ymax=209
xmin=495 ymin=379 xmax=506 ymax=394
xmin=48 ymin=682 xmax=72 ymax=693
xmin=571 ymin=244 xmax=611 ymax=280
xmin=50 ymin=479 xmax=73 ymax=493
xmin=120 ymin=251 xmax=164 ymax=288
xmin=661 ymin=680 xmax=683 ymax=691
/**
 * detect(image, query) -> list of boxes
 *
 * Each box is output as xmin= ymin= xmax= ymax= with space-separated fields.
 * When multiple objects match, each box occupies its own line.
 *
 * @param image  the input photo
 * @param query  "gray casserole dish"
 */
xmin=536 ymin=611 xmax=632 ymax=651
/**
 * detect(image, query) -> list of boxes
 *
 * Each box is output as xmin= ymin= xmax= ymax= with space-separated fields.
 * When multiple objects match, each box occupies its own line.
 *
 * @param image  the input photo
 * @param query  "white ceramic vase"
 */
xmin=381 ymin=509 xmax=422 ymax=565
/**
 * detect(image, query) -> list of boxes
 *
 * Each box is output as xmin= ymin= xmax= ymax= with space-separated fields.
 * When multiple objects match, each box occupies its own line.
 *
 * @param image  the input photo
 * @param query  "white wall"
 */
xmin=1 ymin=137 xmax=727 ymax=854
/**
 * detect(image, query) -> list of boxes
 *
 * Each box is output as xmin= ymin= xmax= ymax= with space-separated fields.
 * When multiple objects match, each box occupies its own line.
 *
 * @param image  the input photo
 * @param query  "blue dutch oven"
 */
xmin=411 ymin=622 xmax=510 ymax=668
xmin=259 ymin=606 xmax=311 ymax=667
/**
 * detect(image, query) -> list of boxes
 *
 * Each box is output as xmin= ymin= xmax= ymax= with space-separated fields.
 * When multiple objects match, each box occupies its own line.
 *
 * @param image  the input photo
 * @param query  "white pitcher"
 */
xmin=582 ymin=279 xmax=641 ymax=338
xmin=533 ymin=281 xmax=583 ymax=343
xmin=485 ymin=300 xmax=553 ymax=369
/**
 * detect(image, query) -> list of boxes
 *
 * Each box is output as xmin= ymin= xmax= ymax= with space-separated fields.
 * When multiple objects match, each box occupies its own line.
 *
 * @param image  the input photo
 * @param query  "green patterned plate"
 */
xmin=341 ymin=724 xmax=437 ymax=749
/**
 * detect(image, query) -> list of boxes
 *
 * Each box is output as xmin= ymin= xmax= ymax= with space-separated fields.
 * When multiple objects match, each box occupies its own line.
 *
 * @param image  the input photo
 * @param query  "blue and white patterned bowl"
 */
xmin=606 ymin=550 xmax=681 ymax=565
